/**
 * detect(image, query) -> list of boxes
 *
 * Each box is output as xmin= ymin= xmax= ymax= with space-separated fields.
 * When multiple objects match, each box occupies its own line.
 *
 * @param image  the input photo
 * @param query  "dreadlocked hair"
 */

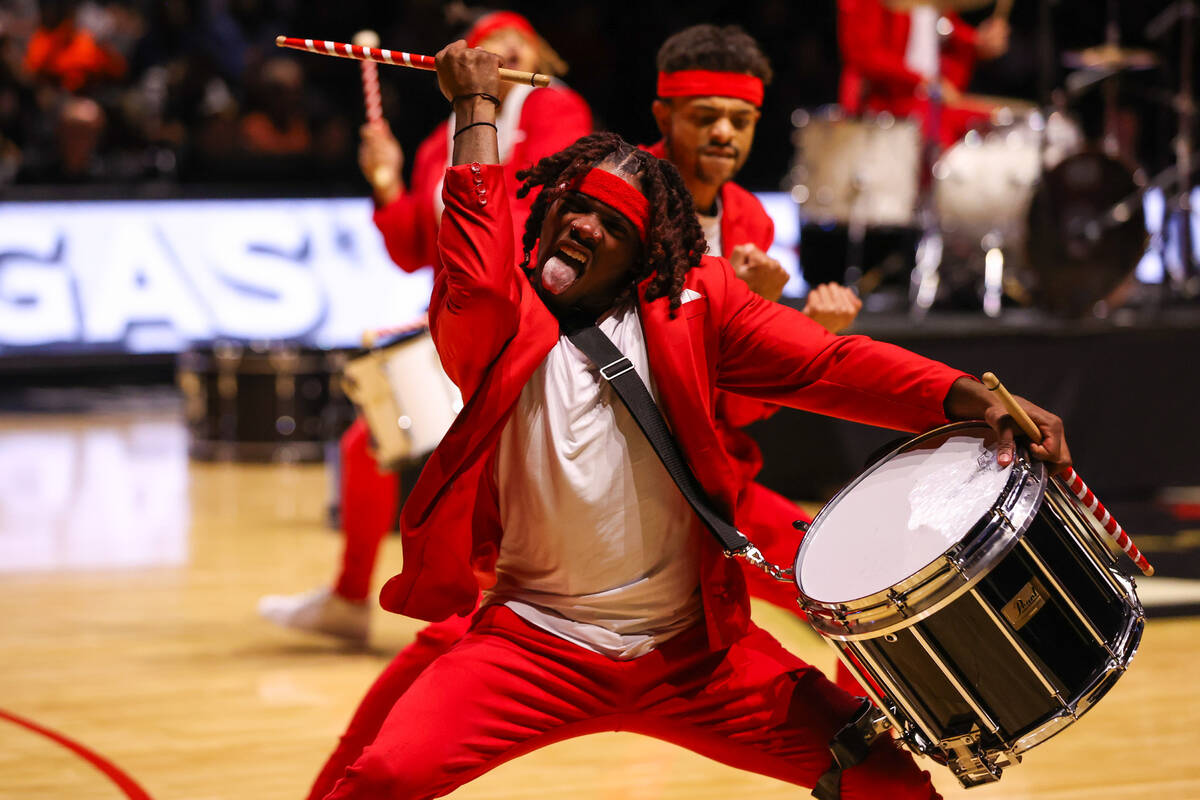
xmin=515 ymin=132 xmax=706 ymax=312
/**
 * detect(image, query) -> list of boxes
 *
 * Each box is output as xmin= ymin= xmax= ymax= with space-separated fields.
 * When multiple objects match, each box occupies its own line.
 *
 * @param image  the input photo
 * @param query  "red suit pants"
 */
xmin=319 ymin=604 xmax=939 ymax=800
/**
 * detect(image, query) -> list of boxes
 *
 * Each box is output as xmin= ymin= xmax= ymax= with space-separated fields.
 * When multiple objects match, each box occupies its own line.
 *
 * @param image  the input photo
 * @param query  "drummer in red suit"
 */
xmin=303 ymin=25 xmax=866 ymax=800
xmin=318 ymin=42 xmax=1071 ymax=800
xmin=837 ymin=0 xmax=1010 ymax=147
xmin=647 ymin=24 xmax=862 ymax=613
xmin=258 ymin=9 xmax=593 ymax=641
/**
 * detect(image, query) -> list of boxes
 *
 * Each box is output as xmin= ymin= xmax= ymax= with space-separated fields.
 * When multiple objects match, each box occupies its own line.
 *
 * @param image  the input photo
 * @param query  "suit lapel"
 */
xmin=639 ymin=279 xmax=736 ymax=515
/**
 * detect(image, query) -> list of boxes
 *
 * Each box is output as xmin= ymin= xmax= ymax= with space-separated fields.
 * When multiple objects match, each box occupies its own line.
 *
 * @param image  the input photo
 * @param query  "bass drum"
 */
xmin=1026 ymin=151 xmax=1147 ymax=317
xmin=934 ymin=106 xmax=1084 ymax=261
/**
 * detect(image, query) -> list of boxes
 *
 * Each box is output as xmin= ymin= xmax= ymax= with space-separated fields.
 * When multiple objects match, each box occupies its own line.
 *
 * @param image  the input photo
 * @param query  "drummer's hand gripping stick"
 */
xmin=981 ymin=372 xmax=1155 ymax=577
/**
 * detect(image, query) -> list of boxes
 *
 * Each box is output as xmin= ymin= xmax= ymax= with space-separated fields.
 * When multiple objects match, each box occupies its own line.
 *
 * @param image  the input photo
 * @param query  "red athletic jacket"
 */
xmin=372 ymin=85 xmax=593 ymax=274
xmin=381 ymin=163 xmax=967 ymax=650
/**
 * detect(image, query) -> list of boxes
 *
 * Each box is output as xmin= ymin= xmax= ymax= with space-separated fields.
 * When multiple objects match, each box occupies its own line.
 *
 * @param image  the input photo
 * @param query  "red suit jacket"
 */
xmin=372 ymin=85 xmax=593 ymax=274
xmin=381 ymin=163 xmax=968 ymax=650
xmin=837 ymin=0 xmax=983 ymax=145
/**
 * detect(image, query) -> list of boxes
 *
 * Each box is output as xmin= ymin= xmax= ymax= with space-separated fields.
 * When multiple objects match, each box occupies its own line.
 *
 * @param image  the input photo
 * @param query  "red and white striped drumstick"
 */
xmin=274 ymin=35 xmax=551 ymax=87
xmin=351 ymin=30 xmax=392 ymax=190
xmin=982 ymin=372 xmax=1155 ymax=577
xmin=1059 ymin=466 xmax=1155 ymax=576
xmin=352 ymin=30 xmax=384 ymax=123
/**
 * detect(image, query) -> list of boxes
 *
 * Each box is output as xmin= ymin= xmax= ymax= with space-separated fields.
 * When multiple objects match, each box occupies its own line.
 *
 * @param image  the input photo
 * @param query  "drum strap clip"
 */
xmin=812 ymin=699 xmax=888 ymax=800
xmin=733 ymin=543 xmax=796 ymax=583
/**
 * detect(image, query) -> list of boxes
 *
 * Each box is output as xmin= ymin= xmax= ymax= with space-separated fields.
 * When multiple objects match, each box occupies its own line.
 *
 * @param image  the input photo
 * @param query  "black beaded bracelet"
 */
xmin=453 ymin=120 xmax=498 ymax=139
xmin=452 ymin=92 xmax=501 ymax=108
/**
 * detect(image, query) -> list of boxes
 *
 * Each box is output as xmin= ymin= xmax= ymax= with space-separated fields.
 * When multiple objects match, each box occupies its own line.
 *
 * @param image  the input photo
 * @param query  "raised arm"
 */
xmin=427 ymin=41 xmax=520 ymax=396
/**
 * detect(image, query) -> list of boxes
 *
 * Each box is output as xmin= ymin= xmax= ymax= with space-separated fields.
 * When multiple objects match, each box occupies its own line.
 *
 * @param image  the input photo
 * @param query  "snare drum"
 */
xmin=341 ymin=330 xmax=462 ymax=469
xmin=790 ymin=108 xmax=922 ymax=228
xmin=794 ymin=422 xmax=1143 ymax=788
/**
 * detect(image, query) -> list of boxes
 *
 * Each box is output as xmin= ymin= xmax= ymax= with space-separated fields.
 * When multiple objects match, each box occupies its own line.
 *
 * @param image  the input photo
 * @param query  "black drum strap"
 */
xmin=812 ymin=699 xmax=883 ymax=800
xmin=566 ymin=324 xmax=751 ymax=554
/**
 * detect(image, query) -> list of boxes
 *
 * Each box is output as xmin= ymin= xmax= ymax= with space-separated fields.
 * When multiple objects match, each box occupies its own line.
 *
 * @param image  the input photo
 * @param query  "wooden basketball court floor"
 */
xmin=3 ymin=408 xmax=1199 ymax=800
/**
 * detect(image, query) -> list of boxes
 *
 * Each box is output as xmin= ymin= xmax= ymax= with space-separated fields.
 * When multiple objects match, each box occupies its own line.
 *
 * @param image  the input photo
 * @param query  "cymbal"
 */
xmin=1062 ymin=44 xmax=1159 ymax=71
xmin=882 ymin=0 xmax=994 ymax=11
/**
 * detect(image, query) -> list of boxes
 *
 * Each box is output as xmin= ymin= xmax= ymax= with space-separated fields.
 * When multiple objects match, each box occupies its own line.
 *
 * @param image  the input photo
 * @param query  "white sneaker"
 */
xmin=257 ymin=587 xmax=369 ymax=645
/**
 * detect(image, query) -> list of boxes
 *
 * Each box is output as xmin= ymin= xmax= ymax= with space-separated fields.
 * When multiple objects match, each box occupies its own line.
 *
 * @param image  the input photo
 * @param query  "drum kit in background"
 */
xmin=789 ymin=0 xmax=1198 ymax=317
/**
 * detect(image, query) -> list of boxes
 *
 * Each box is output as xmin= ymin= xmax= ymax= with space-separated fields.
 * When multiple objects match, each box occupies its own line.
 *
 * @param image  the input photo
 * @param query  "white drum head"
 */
xmin=797 ymin=428 xmax=1013 ymax=604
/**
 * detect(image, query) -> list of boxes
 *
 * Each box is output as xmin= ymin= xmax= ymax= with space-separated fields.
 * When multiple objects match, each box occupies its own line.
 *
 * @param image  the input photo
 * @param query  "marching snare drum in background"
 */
xmin=794 ymin=422 xmax=1143 ymax=788
xmin=789 ymin=108 xmax=922 ymax=229
xmin=178 ymin=342 xmax=351 ymax=463
xmin=341 ymin=330 xmax=462 ymax=470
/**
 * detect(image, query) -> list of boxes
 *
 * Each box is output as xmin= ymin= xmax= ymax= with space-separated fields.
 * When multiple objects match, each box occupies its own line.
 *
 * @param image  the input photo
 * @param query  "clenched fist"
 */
xmin=802 ymin=282 xmax=862 ymax=334
xmin=729 ymin=243 xmax=789 ymax=302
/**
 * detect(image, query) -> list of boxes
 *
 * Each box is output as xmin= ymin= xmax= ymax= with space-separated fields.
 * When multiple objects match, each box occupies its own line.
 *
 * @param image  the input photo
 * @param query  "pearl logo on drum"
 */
xmin=1002 ymin=577 xmax=1048 ymax=631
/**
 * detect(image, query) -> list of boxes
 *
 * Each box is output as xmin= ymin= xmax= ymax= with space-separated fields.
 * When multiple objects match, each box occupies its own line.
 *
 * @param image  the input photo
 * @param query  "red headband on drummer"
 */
xmin=656 ymin=70 xmax=764 ymax=107
xmin=569 ymin=169 xmax=650 ymax=242
xmin=466 ymin=11 xmax=537 ymax=49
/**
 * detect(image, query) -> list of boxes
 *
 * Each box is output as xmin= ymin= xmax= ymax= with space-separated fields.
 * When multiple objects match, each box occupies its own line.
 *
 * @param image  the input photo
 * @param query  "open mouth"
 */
xmin=541 ymin=243 xmax=590 ymax=295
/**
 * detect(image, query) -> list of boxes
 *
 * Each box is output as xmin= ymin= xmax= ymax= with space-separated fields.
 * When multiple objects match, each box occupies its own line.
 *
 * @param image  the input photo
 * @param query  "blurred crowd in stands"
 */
xmin=0 ymin=0 xmax=460 ymax=188
xmin=0 ymin=0 xmax=1179 ymax=193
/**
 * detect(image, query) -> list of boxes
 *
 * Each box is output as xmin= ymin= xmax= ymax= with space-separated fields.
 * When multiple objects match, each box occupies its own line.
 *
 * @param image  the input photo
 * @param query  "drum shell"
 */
xmin=832 ymin=481 xmax=1142 ymax=772
xmin=790 ymin=108 xmax=921 ymax=228
xmin=177 ymin=343 xmax=350 ymax=463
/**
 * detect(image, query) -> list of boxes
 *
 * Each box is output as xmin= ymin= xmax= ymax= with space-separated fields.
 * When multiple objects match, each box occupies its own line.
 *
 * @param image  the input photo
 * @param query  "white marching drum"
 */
xmin=794 ymin=422 xmax=1143 ymax=787
xmin=341 ymin=330 xmax=462 ymax=469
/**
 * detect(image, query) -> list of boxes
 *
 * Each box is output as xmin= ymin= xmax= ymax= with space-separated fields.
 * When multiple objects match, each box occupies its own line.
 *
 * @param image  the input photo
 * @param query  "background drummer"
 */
xmin=258 ymin=9 xmax=593 ymax=643
xmin=837 ymin=0 xmax=1011 ymax=147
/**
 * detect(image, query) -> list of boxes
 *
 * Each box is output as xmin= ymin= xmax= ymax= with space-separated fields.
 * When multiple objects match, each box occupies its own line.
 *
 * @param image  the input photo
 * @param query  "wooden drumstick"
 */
xmin=981 ymin=372 xmax=1155 ymax=577
xmin=275 ymin=36 xmax=551 ymax=87
xmin=993 ymin=0 xmax=1014 ymax=21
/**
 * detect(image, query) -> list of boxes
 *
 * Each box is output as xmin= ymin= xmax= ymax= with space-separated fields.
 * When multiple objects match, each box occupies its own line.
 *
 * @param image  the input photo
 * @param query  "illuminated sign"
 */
xmin=0 ymin=197 xmax=434 ymax=355
xmin=0 ymin=193 xmax=805 ymax=357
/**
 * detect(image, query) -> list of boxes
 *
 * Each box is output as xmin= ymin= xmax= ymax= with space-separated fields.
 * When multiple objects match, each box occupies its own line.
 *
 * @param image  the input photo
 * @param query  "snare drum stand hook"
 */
xmin=731 ymin=543 xmax=795 ymax=583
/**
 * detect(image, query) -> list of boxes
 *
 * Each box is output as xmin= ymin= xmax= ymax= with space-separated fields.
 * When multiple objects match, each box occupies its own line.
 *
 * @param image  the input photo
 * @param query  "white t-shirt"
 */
xmin=697 ymin=197 xmax=723 ymax=258
xmin=905 ymin=5 xmax=941 ymax=82
xmin=489 ymin=303 xmax=703 ymax=660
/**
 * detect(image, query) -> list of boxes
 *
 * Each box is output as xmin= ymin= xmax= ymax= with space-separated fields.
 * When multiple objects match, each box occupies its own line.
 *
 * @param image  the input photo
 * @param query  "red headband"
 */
xmin=656 ymin=70 xmax=764 ymax=107
xmin=570 ymin=169 xmax=650 ymax=241
xmin=466 ymin=11 xmax=537 ymax=49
